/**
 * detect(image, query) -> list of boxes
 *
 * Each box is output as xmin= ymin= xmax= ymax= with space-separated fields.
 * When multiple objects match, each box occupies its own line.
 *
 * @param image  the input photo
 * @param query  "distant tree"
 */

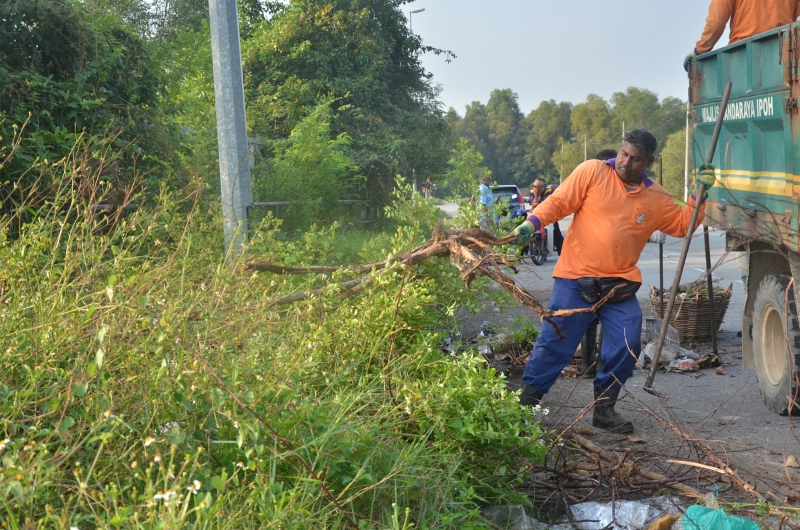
xmin=610 ymin=88 xmax=685 ymax=157
xmin=660 ymin=129 xmax=688 ymax=199
xmin=552 ymin=94 xmax=614 ymax=179
xmin=453 ymin=102 xmax=496 ymax=174
xmin=485 ymin=89 xmax=526 ymax=185
xmin=521 ymin=99 xmax=572 ymax=184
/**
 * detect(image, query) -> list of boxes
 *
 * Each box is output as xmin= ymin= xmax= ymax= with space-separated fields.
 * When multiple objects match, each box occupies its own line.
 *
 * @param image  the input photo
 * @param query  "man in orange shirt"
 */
xmin=685 ymin=0 xmax=800 ymax=70
xmin=511 ymin=128 xmax=715 ymax=433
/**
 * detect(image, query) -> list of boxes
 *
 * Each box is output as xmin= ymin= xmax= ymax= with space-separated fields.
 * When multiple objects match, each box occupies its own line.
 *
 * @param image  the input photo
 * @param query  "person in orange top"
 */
xmin=510 ymin=128 xmax=716 ymax=433
xmin=685 ymin=0 xmax=800 ymax=69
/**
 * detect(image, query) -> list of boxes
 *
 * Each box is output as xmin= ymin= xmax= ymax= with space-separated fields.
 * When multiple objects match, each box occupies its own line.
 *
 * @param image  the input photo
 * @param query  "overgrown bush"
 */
xmin=251 ymin=102 xmax=361 ymax=231
xmin=0 ymin=138 xmax=546 ymax=528
xmin=0 ymin=0 xmax=175 ymax=197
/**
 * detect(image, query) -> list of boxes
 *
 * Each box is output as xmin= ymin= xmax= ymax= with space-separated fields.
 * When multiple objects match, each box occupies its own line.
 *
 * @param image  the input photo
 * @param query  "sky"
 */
xmin=404 ymin=0 xmax=729 ymax=116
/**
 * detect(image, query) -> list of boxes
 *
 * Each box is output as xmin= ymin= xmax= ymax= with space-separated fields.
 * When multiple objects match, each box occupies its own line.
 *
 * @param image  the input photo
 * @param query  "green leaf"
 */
xmin=74 ymin=383 xmax=88 ymax=398
xmin=137 ymin=294 xmax=150 ymax=308
xmin=87 ymin=363 xmax=97 ymax=378
xmin=211 ymin=473 xmax=227 ymax=492
xmin=95 ymin=348 xmax=105 ymax=369
xmin=97 ymin=326 xmax=109 ymax=345
xmin=59 ymin=416 xmax=75 ymax=433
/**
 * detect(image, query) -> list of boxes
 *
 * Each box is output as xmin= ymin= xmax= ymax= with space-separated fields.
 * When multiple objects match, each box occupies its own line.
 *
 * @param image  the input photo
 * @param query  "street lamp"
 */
xmin=409 ymin=7 xmax=425 ymax=32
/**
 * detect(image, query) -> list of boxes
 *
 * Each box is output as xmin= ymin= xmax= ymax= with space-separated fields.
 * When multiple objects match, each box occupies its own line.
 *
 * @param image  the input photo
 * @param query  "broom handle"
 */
xmin=645 ymin=81 xmax=732 ymax=390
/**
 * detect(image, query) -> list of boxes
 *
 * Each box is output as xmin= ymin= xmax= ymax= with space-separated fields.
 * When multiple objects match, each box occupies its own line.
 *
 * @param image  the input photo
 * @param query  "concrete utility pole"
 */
xmin=584 ymin=135 xmax=587 ymax=161
xmin=209 ymin=0 xmax=253 ymax=253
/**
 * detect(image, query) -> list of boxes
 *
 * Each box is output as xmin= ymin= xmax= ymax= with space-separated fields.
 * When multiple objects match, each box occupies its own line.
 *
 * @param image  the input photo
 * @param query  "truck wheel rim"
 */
xmin=761 ymin=304 xmax=786 ymax=387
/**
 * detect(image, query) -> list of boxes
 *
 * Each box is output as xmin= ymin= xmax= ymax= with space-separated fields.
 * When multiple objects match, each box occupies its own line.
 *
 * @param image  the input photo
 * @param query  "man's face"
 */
xmin=616 ymin=142 xmax=655 ymax=184
xmin=532 ymin=182 xmax=545 ymax=195
xmin=482 ymin=177 xmax=491 ymax=186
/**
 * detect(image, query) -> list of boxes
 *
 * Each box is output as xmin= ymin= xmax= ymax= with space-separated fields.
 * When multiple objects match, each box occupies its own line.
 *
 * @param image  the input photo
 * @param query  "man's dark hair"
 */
xmin=533 ymin=178 xmax=546 ymax=186
xmin=622 ymin=128 xmax=657 ymax=155
xmin=594 ymin=149 xmax=617 ymax=161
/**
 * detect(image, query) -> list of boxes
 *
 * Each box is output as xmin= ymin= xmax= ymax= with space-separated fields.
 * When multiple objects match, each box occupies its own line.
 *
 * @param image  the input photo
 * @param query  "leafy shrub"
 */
xmin=0 ymin=0 xmax=175 ymax=198
xmin=250 ymin=102 xmax=361 ymax=231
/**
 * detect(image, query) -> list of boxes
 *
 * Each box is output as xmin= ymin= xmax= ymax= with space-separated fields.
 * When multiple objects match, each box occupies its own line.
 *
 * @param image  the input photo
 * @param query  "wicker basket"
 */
xmin=649 ymin=283 xmax=733 ymax=345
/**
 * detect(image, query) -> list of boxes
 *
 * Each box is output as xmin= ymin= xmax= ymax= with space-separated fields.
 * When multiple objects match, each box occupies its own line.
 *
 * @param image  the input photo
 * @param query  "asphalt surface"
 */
xmin=438 ymin=201 xmax=800 ymax=502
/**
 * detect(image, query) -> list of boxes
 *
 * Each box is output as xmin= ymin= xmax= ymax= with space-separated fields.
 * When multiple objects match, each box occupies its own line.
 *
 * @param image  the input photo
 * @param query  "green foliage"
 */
xmin=521 ymin=100 xmax=573 ymax=184
xmin=242 ymin=0 xmax=453 ymax=205
xmin=485 ymin=89 xmax=527 ymax=185
xmin=661 ymin=129 xmax=688 ymax=199
xmin=0 ymin=0 xmax=174 ymax=194
xmin=0 ymin=138 xmax=546 ymax=528
xmin=444 ymin=139 xmax=492 ymax=230
xmin=450 ymin=90 xmax=527 ymax=186
xmin=251 ymin=102 xmax=361 ymax=230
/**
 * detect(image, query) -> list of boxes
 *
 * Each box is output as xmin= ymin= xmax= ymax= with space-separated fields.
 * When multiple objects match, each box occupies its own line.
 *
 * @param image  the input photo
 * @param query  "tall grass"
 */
xmin=0 ymin=139 xmax=546 ymax=528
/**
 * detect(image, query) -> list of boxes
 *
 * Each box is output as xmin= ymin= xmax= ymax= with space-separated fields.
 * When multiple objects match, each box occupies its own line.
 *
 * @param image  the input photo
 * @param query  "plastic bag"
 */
xmin=680 ymin=505 xmax=759 ymax=530
xmin=570 ymin=501 xmax=650 ymax=530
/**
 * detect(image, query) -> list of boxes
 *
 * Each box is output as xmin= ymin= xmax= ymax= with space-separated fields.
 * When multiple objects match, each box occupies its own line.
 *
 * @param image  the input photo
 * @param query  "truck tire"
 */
xmin=752 ymin=275 xmax=800 ymax=415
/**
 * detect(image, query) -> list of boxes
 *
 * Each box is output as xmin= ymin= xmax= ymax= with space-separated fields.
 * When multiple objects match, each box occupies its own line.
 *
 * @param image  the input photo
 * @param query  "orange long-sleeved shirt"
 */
xmin=529 ymin=160 xmax=705 ymax=284
xmin=696 ymin=0 xmax=800 ymax=54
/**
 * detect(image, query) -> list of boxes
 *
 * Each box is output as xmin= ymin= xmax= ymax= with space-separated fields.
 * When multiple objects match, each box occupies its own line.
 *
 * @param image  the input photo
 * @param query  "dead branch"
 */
xmin=247 ymin=227 xmax=619 ymax=337
xmin=625 ymin=389 xmax=765 ymax=502
xmin=571 ymin=433 xmax=702 ymax=497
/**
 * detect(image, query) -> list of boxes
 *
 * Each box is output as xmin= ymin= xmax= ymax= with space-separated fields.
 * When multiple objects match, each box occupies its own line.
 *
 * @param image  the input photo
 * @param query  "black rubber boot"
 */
xmin=519 ymin=383 xmax=544 ymax=407
xmin=581 ymin=321 xmax=598 ymax=378
xmin=592 ymin=384 xmax=634 ymax=434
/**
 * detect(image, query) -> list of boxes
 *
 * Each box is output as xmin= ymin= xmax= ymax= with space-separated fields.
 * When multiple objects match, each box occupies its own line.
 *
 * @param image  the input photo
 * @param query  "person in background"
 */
xmin=510 ymin=128 xmax=714 ymax=433
xmin=530 ymin=178 xmax=553 ymax=254
xmin=685 ymin=0 xmax=800 ymax=70
xmin=478 ymin=174 xmax=494 ymax=230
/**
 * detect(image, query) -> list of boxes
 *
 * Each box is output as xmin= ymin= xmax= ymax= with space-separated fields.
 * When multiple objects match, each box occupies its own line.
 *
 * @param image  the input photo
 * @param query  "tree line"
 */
xmin=446 ymin=87 xmax=689 ymax=196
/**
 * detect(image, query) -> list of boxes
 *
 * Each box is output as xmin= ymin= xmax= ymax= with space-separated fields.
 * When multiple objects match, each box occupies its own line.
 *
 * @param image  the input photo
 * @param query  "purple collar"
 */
xmin=605 ymin=158 xmax=653 ymax=187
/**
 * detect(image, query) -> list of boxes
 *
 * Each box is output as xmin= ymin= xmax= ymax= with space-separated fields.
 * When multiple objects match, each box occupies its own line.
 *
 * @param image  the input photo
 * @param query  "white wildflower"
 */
xmin=187 ymin=480 xmax=201 ymax=494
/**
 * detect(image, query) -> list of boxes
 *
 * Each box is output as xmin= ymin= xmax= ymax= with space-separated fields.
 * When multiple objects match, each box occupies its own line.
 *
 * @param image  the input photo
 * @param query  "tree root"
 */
xmin=247 ymin=227 xmax=620 ymax=338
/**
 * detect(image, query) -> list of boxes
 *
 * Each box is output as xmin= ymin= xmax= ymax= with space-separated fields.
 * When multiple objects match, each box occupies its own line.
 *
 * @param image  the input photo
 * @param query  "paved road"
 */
xmin=444 ymin=201 xmax=800 ymax=500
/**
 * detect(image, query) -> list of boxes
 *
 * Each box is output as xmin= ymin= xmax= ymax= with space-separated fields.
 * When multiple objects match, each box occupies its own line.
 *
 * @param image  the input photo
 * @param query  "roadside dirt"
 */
xmin=456 ymin=258 xmax=800 ymax=510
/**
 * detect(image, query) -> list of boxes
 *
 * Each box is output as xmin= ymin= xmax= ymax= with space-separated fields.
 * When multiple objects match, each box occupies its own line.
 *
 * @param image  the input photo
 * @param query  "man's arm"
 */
xmin=696 ymin=0 xmax=734 ymax=54
xmin=656 ymin=193 xmax=707 ymax=238
xmin=526 ymin=164 xmax=591 ymax=231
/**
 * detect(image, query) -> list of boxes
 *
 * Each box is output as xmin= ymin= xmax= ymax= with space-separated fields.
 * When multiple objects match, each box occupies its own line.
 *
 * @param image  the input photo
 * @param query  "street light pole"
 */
xmin=408 ymin=7 xmax=425 ymax=193
xmin=209 ymin=0 xmax=252 ymax=254
xmin=409 ymin=7 xmax=425 ymax=32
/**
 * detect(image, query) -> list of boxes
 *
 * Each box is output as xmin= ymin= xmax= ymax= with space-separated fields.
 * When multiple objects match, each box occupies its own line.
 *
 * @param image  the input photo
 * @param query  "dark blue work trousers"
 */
xmin=521 ymin=278 xmax=641 ymax=392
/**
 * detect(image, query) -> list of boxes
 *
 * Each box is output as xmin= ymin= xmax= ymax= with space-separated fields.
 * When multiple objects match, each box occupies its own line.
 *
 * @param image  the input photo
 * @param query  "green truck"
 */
xmin=689 ymin=23 xmax=800 ymax=414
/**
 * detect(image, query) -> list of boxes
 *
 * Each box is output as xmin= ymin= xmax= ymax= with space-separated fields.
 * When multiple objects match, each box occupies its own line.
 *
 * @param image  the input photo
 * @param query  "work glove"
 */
xmin=512 ymin=220 xmax=535 ymax=247
xmin=683 ymin=50 xmax=697 ymax=72
xmin=647 ymin=230 xmax=666 ymax=245
xmin=695 ymin=164 xmax=716 ymax=194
